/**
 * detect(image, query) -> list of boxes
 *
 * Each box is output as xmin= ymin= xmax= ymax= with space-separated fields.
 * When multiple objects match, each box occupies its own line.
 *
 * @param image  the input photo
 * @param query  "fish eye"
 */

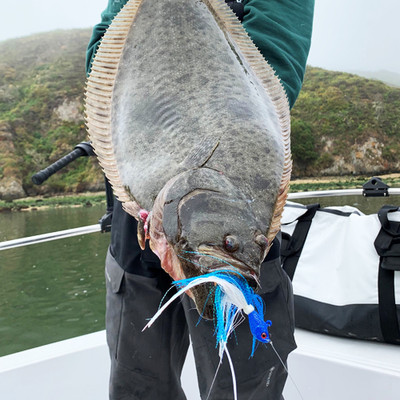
xmin=261 ymin=332 xmax=268 ymax=340
xmin=255 ymin=234 xmax=268 ymax=250
xmin=224 ymin=235 xmax=239 ymax=252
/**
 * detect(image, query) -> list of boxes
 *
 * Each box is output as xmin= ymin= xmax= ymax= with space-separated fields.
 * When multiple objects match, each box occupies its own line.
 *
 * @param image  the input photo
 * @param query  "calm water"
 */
xmin=0 ymin=204 xmax=110 ymax=356
xmin=0 ymin=195 xmax=399 ymax=356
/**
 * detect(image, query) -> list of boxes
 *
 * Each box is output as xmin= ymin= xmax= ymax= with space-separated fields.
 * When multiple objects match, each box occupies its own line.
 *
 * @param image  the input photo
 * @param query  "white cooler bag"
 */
xmin=281 ymin=201 xmax=400 ymax=344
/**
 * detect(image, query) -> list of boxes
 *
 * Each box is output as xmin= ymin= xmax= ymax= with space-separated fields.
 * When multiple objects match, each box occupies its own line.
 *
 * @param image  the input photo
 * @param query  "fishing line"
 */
xmin=152 ymin=284 xmax=183 ymax=322
xmin=205 ymin=353 xmax=223 ymax=400
xmin=205 ymin=342 xmax=239 ymax=400
xmin=267 ymin=341 xmax=305 ymax=400
xmin=197 ymin=286 xmax=217 ymax=327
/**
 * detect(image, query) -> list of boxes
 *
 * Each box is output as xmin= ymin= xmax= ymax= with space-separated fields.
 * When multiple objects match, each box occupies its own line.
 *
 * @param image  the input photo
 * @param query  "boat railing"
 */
xmin=0 ymin=224 xmax=101 ymax=251
xmin=1 ymin=185 xmax=400 ymax=251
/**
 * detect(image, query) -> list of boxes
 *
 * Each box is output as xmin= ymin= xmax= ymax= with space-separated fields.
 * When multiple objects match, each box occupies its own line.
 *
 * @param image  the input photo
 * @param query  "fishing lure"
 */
xmin=142 ymin=270 xmax=273 ymax=400
xmin=144 ymin=271 xmax=272 ymax=351
xmin=175 ymin=271 xmax=272 ymax=355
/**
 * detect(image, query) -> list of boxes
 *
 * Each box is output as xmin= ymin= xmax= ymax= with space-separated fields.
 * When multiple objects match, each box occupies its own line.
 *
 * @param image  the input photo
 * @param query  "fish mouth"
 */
xmin=196 ymin=245 xmax=260 ymax=288
xmin=179 ymin=245 xmax=260 ymax=320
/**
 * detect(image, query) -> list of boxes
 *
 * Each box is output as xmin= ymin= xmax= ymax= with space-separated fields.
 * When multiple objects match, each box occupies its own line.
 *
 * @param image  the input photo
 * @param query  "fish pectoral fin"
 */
xmin=181 ymin=136 xmax=220 ymax=169
xmin=137 ymin=219 xmax=147 ymax=250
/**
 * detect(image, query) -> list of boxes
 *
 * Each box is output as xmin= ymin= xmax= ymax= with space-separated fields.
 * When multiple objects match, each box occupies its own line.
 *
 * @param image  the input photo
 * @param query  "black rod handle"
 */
xmin=31 ymin=141 xmax=95 ymax=185
xmin=32 ymin=147 xmax=85 ymax=185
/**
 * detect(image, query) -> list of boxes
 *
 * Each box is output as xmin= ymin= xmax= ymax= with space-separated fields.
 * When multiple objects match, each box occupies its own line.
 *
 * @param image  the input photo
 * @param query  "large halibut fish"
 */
xmin=85 ymin=0 xmax=291 ymax=318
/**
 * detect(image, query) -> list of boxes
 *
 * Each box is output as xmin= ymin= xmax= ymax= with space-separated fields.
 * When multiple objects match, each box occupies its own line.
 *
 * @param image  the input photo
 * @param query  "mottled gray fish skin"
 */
xmin=111 ymin=0 xmax=284 ymax=232
xmin=86 ymin=0 xmax=290 ymax=317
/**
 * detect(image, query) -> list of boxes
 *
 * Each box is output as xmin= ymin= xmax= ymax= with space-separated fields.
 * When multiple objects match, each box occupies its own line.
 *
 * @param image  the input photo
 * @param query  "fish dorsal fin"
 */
xmin=204 ymin=0 xmax=292 ymax=244
xmin=85 ymin=0 xmax=143 ymax=219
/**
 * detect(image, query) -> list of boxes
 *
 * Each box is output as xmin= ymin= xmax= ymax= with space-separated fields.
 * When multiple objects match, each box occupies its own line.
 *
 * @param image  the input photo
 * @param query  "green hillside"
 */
xmin=291 ymin=67 xmax=400 ymax=177
xmin=0 ymin=29 xmax=101 ymax=200
xmin=0 ymin=29 xmax=399 ymax=199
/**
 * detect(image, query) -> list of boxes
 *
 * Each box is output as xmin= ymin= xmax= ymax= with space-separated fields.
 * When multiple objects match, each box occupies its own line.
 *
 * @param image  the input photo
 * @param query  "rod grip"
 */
xmin=31 ymin=147 xmax=85 ymax=185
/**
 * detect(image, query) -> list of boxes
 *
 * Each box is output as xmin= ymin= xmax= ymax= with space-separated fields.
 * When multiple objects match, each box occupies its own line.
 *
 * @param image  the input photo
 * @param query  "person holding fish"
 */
xmin=86 ymin=0 xmax=314 ymax=399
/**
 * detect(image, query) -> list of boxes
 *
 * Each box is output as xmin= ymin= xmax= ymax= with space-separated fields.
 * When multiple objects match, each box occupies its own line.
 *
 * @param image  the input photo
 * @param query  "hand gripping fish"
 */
xmin=85 ymin=0 xmax=291 ymax=319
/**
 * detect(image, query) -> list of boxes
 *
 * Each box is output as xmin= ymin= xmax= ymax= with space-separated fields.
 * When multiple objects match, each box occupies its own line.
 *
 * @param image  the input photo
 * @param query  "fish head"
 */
xmin=155 ymin=168 xmax=273 ymax=319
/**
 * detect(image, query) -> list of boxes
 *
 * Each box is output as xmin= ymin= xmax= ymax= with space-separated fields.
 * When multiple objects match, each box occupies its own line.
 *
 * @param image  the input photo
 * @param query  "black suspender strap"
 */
xmin=98 ymin=176 xmax=114 ymax=232
xmin=281 ymin=203 xmax=320 ymax=281
xmin=374 ymin=205 xmax=400 ymax=344
xmin=378 ymin=266 xmax=400 ymax=344
xmin=225 ymin=0 xmax=245 ymax=21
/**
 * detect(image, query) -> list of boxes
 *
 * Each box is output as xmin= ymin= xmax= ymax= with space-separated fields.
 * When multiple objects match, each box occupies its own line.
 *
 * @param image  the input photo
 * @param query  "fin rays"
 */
xmin=85 ymin=0 xmax=143 ymax=216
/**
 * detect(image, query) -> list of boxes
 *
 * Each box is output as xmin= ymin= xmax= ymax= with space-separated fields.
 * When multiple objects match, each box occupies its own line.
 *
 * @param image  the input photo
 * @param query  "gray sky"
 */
xmin=0 ymin=0 xmax=399 ymax=74
xmin=307 ymin=0 xmax=400 ymax=73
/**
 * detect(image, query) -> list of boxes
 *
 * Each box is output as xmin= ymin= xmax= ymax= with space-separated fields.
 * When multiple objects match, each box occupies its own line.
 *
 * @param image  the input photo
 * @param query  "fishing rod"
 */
xmin=30 ymin=141 xmax=113 ymax=234
xmin=31 ymin=141 xmax=95 ymax=185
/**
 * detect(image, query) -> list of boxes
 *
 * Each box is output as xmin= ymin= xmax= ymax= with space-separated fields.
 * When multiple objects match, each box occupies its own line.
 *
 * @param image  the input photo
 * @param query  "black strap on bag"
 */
xmin=281 ymin=203 xmax=320 ymax=280
xmin=374 ymin=205 xmax=400 ymax=344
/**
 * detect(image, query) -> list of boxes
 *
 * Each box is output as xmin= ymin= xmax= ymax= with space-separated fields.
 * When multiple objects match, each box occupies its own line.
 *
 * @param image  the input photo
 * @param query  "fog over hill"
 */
xmin=347 ymin=70 xmax=400 ymax=88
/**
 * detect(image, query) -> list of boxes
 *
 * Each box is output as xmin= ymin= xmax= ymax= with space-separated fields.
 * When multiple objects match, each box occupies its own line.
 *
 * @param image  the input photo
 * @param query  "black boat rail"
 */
xmin=288 ymin=187 xmax=400 ymax=200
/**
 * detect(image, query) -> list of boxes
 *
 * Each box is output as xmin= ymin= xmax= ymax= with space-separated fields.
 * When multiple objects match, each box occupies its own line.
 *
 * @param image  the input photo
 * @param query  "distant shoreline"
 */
xmin=0 ymin=192 xmax=106 ymax=212
xmin=290 ymin=173 xmax=400 ymax=192
xmin=1 ymin=174 xmax=400 ymax=212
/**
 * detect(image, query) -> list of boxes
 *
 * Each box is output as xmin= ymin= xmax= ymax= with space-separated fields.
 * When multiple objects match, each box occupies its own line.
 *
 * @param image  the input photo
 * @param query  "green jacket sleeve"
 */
xmin=86 ymin=0 xmax=314 ymax=108
xmin=85 ymin=0 xmax=129 ymax=75
xmin=243 ymin=0 xmax=314 ymax=108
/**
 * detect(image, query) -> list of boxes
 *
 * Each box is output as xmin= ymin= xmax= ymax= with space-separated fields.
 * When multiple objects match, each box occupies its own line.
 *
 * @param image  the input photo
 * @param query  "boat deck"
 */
xmin=1 ymin=329 xmax=399 ymax=399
